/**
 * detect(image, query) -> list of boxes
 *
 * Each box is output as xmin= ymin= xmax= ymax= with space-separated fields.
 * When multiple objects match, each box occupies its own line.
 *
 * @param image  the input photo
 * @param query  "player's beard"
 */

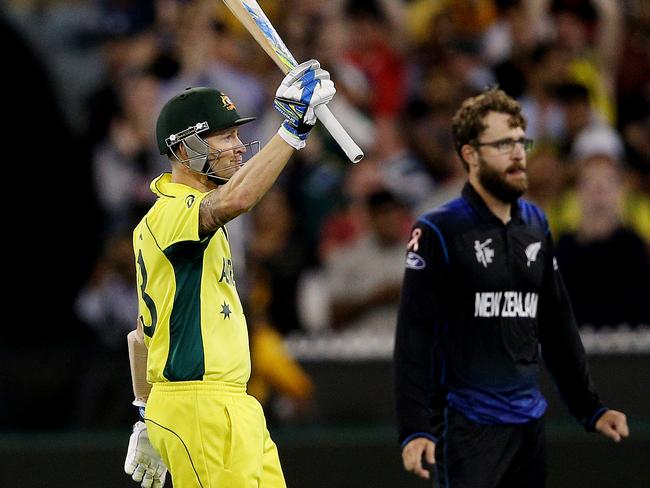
xmin=478 ymin=155 xmax=528 ymax=203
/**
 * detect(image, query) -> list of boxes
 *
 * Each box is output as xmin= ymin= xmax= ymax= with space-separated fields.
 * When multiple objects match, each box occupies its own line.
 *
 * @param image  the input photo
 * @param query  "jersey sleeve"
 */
xmin=147 ymin=190 xmax=213 ymax=251
xmin=538 ymin=229 xmax=606 ymax=430
xmin=394 ymin=219 xmax=448 ymax=445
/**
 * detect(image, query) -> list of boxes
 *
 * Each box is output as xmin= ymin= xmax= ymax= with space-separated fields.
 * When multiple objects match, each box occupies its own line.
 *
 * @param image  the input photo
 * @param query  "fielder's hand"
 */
xmin=402 ymin=437 xmax=435 ymax=480
xmin=274 ymin=59 xmax=336 ymax=149
xmin=595 ymin=409 xmax=629 ymax=442
xmin=125 ymin=421 xmax=168 ymax=488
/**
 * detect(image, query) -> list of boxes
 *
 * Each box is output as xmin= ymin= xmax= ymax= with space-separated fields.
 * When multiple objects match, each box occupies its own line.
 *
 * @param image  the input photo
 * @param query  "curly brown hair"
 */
xmin=452 ymin=88 xmax=526 ymax=170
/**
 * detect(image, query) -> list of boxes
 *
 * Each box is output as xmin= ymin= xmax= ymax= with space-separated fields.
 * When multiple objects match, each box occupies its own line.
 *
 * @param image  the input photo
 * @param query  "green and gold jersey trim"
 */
xmin=163 ymin=238 xmax=210 ymax=381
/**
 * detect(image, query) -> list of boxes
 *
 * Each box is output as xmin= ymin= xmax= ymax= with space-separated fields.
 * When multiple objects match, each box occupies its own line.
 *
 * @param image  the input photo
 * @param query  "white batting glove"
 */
xmin=274 ymin=59 xmax=336 ymax=149
xmin=124 ymin=421 xmax=168 ymax=488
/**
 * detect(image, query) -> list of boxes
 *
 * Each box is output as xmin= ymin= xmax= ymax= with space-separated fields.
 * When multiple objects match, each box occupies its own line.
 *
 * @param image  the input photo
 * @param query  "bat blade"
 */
xmin=239 ymin=1 xmax=296 ymax=72
xmin=222 ymin=0 xmax=364 ymax=163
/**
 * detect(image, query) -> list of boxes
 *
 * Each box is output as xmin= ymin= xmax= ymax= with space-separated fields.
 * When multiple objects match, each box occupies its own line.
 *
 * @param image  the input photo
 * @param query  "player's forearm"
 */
xmin=394 ymin=319 xmax=439 ymax=443
xmin=219 ymin=133 xmax=294 ymax=211
xmin=539 ymin=304 xmax=603 ymax=426
xmin=127 ymin=328 xmax=151 ymax=405
xmin=199 ymin=134 xmax=294 ymax=232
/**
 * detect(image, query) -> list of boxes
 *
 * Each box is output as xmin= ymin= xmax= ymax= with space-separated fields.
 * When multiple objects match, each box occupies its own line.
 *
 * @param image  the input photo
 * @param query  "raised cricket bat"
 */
xmin=221 ymin=0 xmax=364 ymax=163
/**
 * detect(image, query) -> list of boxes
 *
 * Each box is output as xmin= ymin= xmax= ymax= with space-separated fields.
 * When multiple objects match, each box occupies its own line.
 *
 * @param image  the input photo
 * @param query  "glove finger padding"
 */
xmin=303 ymin=77 xmax=335 ymax=125
xmin=279 ymin=59 xmax=320 ymax=88
xmin=125 ymin=422 xmax=147 ymax=476
xmin=276 ymin=69 xmax=330 ymax=98
xmin=124 ymin=421 xmax=168 ymax=487
xmin=142 ymin=468 xmax=156 ymax=488
xmin=153 ymin=463 xmax=167 ymax=480
xmin=131 ymin=464 xmax=147 ymax=483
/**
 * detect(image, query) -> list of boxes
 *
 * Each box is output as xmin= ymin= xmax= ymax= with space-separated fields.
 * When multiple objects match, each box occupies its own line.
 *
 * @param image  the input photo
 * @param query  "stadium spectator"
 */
xmin=550 ymin=0 xmax=622 ymax=124
xmin=518 ymin=43 xmax=570 ymax=147
xmin=547 ymin=95 xmax=650 ymax=242
xmin=318 ymin=155 xmax=387 ymax=261
xmin=555 ymin=154 xmax=650 ymax=328
xmin=92 ymin=70 xmax=164 ymax=236
xmin=554 ymin=82 xmax=624 ymax=162
xmin=325 ymin=188 xmax=411 ymax=335
xmin=614 ymin=0 xmax=650 ymax=175
xmin=342 ymin=0 xmax=407 ymax=122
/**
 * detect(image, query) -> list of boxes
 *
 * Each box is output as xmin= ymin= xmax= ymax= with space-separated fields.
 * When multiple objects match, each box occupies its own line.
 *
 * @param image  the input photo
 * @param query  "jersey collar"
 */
xmin=461 ymin=182 xmax=523 ymax=225
xmin=150 ymin=172 xmax=204 ymax=198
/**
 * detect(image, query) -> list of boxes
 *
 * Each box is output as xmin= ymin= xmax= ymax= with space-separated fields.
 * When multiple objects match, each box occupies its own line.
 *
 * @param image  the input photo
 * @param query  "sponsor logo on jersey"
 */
xmin=405 ymin=251 xmax=426 ymax=269
xmin=525 ymin=241 xmax=541 ymax=267
xmin=474 ymin=238 xmax=494 ymax=267
xmin=186 ymin=195 xmax=195 ymax=208
xmin=474 ymin=291 xmax=539 ymax=318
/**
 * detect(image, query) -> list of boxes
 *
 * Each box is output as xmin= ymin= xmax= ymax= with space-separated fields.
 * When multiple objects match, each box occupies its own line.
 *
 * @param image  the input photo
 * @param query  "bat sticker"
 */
xmin=242 ymin=2 xmax=297 ymax=70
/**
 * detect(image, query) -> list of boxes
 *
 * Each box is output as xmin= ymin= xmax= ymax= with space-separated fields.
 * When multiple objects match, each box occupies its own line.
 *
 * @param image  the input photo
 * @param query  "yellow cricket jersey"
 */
xmin=133 ymin=173 xmax=251 ymax=385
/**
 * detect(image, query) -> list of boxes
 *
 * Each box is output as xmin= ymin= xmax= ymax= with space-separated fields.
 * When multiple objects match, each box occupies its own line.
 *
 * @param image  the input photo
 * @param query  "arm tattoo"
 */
xmin=199 ymin=196 xmax=225 ymax=234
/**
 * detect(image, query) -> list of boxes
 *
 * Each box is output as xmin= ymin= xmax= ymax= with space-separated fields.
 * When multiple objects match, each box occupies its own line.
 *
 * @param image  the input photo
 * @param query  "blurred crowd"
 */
xmin=1 ymin=0 xmax=648 ymax=430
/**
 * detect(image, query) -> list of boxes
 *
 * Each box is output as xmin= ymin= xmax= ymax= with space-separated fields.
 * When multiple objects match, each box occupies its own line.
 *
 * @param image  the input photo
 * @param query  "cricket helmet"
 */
xmin=156 ymin=87 xmax=256 ymax=181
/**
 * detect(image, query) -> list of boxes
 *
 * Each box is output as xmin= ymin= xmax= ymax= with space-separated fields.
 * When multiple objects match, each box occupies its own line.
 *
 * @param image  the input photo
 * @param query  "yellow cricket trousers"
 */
xmin=145 ymin=381 xmax=286 ymax=488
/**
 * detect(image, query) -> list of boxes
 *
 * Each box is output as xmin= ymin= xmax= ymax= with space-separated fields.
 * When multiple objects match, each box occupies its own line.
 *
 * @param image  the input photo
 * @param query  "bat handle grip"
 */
xmin=314 ymin=105 xmax=364 ymax=163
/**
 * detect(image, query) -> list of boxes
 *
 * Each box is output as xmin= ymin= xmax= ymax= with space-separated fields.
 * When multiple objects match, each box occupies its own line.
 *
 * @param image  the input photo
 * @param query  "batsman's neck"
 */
xmin=171 ymin=163 xmax=216 ymax=193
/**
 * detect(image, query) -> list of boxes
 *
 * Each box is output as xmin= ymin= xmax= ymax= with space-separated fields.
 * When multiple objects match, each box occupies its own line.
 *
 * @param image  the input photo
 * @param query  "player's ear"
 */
xmin=167 ymin=143 xmax=188 ymax=164
xmin=461 ymin=144 xmax=478 ymax=170
xmin=176 ymin=143 xmax=188 ymax=161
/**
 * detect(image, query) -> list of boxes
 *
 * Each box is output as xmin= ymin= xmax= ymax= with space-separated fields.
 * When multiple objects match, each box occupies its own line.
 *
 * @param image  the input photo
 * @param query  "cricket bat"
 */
xmin=221 ymin=0 xmax=364 ymax=163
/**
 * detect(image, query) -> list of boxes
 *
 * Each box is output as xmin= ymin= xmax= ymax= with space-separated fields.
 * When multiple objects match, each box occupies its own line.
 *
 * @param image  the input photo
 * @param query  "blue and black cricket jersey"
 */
xmin=394 ymin=183 xmax=606 ymax=445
